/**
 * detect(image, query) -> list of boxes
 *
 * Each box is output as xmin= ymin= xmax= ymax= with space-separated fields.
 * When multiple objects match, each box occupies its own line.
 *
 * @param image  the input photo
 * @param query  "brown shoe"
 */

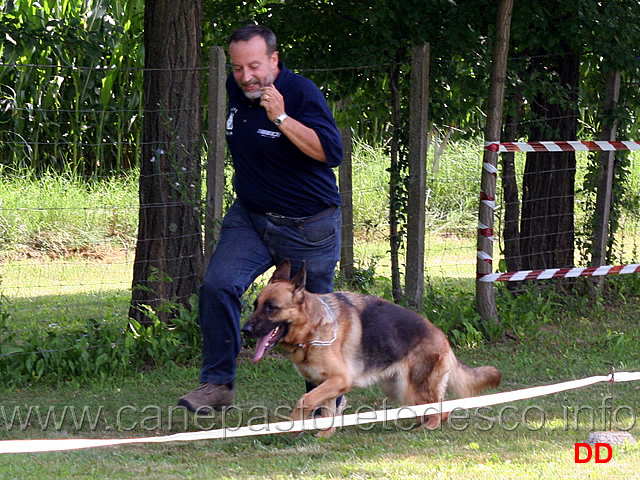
xmin=178 ymin=383 xmax=234 ymax=413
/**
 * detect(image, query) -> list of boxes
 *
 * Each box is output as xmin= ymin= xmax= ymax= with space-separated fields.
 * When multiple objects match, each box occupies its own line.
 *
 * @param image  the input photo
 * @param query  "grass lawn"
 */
xmin=1 ymin=152 xmax=639 ymax=477
xmin=1 ymin=252 xmax=133 ymax=334
xmin=1 ymin=289 xmax=640 ymax=479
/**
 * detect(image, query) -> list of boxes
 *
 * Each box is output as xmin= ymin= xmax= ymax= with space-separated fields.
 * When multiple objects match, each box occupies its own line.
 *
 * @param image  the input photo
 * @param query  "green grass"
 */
xmin=0 ymin=172 xmax=139 ymax=256
xmin=0 ymin=171 xmax=138 ymax=331
xmin=1 ymin=291 xmax=640 ymax=478
xmin=2 ymin=256 xmax=133 ymax=332
xmin=0 ymin=146 xmax=481 ymax=330
xmin=1 ymin=146 xmax=640 ymax=477
xmin=349 ymin=136 xmax=481 ymax=239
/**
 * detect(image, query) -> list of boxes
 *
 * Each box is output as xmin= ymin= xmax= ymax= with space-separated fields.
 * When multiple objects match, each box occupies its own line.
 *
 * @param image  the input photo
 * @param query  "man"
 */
xmin=179 ymin=25 xmax=344 ymax=413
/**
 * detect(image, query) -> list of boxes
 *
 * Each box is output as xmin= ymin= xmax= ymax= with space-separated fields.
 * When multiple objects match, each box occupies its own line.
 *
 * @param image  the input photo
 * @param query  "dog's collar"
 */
xmin=297 ymin=297 xmax=338 ymax=349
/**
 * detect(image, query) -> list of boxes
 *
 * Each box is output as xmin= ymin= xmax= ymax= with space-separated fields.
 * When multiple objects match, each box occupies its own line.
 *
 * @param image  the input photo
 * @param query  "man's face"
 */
xmin=230 ymin=35 xmax=279 ymax=100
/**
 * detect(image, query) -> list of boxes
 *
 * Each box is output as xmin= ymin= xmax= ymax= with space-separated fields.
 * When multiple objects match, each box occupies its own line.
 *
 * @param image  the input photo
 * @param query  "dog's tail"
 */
xmin=447 ymin=350 xmax=501 ymax=398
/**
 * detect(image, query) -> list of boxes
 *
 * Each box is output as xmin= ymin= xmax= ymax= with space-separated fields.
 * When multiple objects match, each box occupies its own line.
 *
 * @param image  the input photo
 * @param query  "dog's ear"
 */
xmin=292 ymin=261 xmax=307 ymax=294
xmin=269 ymin=259 xmax=292 ymax=284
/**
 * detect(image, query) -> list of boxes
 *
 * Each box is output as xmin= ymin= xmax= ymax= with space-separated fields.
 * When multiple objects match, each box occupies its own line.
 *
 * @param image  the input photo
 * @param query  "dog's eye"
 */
xmin=264 ymin=300 xmax=279 ymax=315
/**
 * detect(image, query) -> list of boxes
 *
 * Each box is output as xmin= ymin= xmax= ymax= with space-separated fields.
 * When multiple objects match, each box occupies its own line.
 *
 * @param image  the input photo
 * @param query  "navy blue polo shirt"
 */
xmin=225 ymin=62 xmax=343 ymax=217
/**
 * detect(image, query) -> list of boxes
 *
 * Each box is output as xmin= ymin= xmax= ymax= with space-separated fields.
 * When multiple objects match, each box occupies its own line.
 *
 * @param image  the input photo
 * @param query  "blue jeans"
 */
xmin=199 ymin=199 xmax=341 ymax=385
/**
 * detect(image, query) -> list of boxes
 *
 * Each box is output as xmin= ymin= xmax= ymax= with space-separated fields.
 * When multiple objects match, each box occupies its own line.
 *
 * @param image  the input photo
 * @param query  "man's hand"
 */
xmin=260 ymin=85 xmax=285 ymax=123
xmin=259 ymin=85 xmax=327 ymax=163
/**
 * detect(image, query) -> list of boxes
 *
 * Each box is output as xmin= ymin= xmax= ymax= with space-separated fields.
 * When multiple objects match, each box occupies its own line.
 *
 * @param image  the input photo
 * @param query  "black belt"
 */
xmin=265 ymin=206 xmax=338 ymax=227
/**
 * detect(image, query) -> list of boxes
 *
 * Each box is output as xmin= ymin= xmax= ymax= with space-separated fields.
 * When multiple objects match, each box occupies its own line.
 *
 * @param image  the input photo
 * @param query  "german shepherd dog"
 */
xmin=242 ymin=260 xmax=501 ymax=437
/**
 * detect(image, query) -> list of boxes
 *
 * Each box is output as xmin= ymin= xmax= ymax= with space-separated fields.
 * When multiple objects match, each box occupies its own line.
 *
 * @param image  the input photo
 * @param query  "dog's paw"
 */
xmin=421 ymin=415 xmax=441 ymax=430
xmin=316 ymin=426 xmax=336 ymax=438
xmin=419 ymin=411 xmax=449 ymax=430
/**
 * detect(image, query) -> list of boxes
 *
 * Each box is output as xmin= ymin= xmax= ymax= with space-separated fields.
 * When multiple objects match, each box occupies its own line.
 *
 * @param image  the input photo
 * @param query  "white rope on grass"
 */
xmin=2 ymin=371 xmax=640 ymax=454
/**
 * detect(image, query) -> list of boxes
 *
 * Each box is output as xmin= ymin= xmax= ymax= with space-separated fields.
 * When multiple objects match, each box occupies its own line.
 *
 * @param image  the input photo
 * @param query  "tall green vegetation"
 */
xmin=0 ymin=0 xmax=144 ymax=175
xmin=0 ymin=171 xmax=139 ymax=255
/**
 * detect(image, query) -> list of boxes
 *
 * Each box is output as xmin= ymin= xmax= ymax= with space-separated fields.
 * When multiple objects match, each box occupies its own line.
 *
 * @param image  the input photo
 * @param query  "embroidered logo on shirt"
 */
xmin=226 ymin=107 xmax=237 ymax=136
xmin=257 ymin=129 xmax=282 ymax=139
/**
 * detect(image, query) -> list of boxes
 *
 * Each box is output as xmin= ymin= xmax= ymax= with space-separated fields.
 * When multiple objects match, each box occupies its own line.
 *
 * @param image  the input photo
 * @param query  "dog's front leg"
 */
xmin=292 ymin=374 xmax=350 ymax=438
xmin=314 ymin=398 xmax=340 ymax=438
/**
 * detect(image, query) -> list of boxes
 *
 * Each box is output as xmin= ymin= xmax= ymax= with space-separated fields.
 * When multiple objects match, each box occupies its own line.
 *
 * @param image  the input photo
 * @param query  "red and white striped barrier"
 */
xmin=485 ymin=140 xmax=640 ymax=153
xmin=478 ymin=138 xmax=640 ymax=280
xmin=478 ymin=264 xmax=640 ymax=283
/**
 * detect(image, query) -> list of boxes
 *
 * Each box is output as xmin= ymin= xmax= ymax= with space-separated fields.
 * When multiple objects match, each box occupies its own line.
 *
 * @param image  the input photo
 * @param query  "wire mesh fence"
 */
xmin=1 ymin=58 xmax=639 ymax=344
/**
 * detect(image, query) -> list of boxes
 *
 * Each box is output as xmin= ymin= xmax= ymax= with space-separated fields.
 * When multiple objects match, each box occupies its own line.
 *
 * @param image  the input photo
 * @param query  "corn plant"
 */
xmin=0 ymin=0 xmax=144 ymax=175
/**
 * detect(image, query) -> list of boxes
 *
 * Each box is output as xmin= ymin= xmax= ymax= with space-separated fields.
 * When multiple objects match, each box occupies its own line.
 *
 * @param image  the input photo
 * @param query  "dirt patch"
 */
xmin=0 ymin=244 xmax=132 ymax=263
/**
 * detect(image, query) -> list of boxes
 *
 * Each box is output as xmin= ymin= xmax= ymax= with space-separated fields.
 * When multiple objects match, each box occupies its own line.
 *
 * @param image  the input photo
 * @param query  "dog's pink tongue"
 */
xmin=253 ymin=334 xmax=271 ymax=363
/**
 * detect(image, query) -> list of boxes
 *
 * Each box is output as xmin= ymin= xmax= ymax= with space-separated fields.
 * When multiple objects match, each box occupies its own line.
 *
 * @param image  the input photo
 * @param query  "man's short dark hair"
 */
xmin=228 ymin=25 xmax=277 ymax=55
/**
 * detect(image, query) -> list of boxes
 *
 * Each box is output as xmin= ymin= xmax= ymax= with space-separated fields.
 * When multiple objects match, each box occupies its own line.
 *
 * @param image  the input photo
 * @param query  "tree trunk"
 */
xmin=129 ymin=0 xmax=204 ymax=324
xmin=520 ymin=53 xmax=580 ymax=270
xmin=476 ymin=0 xmax=512 ymax=323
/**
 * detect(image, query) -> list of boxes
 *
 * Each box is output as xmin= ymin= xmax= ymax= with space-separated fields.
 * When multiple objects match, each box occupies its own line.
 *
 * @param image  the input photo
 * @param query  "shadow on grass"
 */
xmin=5 ymin=289 xmax=132 ymax=335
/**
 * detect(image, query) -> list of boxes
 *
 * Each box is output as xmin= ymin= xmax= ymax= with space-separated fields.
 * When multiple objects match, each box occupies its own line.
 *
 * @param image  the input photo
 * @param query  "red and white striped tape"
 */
xmin=479 ymin=139 xmax=640 ymax=281
xmin=478 ymin=263 xmax=640 ymax=283
xmin=485 ymin=140 xmax=640 ymax=153
xmin=477 ymin=222 xmax=494 ymax=244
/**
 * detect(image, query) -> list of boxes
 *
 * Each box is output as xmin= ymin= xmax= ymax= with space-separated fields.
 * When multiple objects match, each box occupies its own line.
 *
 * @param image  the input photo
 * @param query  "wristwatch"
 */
xmin=274 ymin=113 xmax=289 ymax=126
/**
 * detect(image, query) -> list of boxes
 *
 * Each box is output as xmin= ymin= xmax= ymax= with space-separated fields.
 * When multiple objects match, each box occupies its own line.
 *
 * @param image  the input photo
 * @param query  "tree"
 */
xmin=506 ymin=2 xmax=583 ymax=271
xmin=505 ymin=0 xmax=640 ymax=273
xmin=520 ymin=51 xmax=580 ymax=270
xmin=129 ymin=0 xmax=204 ymax=324
xmin=477 ymin=0 xmax=513 ymax=322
